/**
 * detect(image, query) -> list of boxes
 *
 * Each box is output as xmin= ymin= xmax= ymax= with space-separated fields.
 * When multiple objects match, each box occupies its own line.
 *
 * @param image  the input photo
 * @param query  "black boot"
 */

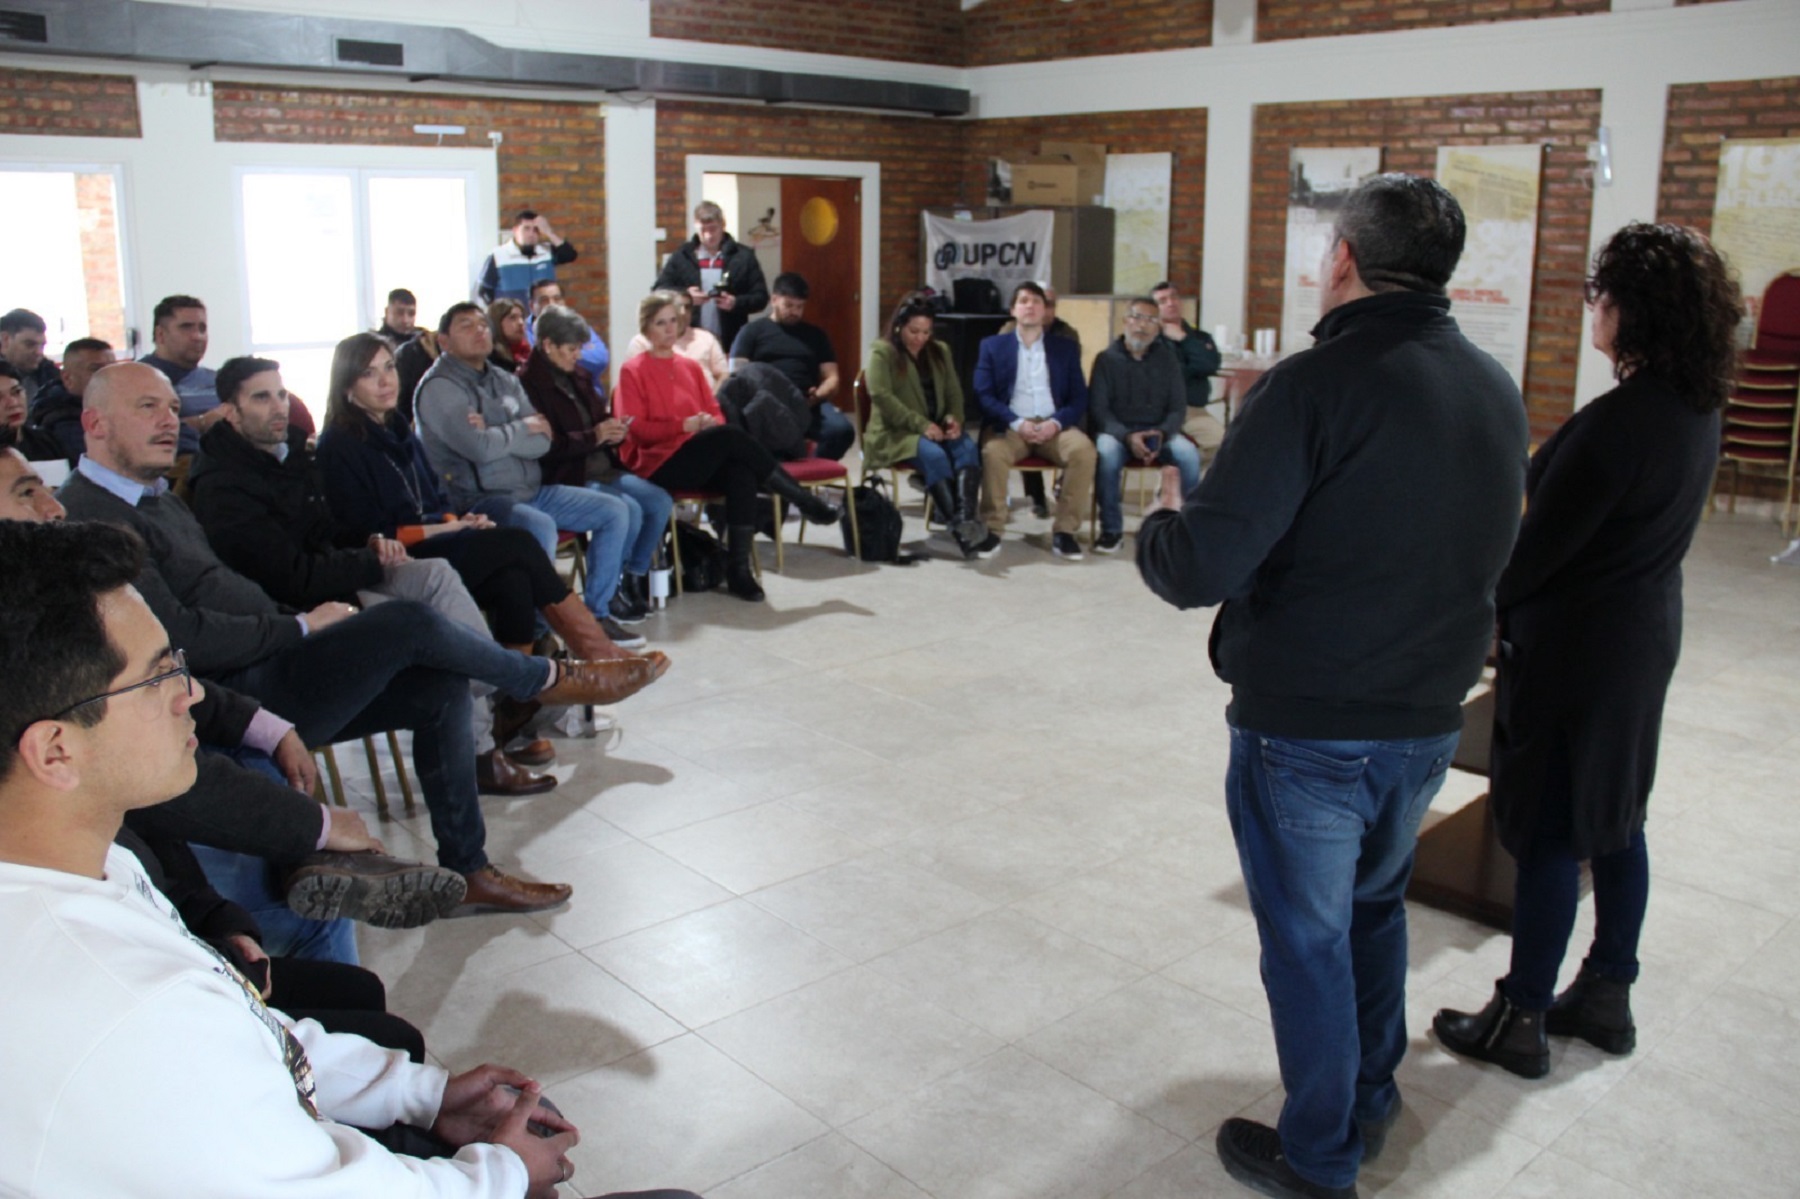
xmin=1433 ymin=981 xmax=1550 ymax=1079
xmin=926 ymin=478 xmax=978 ymax=557
xmin=764 ymin=469 xmax=839 ymax=524
xmin=952 ymin=466 xmax=989 ymax=557
xmin=725 ymin=525 xmax=765 ymax=602
xmin=1546 ymin=963 xmax=1637 ymax=1055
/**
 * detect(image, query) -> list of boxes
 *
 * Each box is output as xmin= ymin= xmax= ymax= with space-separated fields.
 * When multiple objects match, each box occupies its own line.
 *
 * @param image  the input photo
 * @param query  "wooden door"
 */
xmin=779 ymin=176 xmax=862 ymax=396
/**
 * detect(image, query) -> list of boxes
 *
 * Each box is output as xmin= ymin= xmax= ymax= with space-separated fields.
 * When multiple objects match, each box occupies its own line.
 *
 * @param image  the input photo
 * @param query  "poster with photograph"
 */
xmin=1436 ymin=144 xmax=1543 ymax=389
xmin=1712 ymin=138 xmax=1800 ymax=325
xmin=1105 ymin=152 xmax=1173 ymax=295
xmin=1282 ymin=148 xmax=1382 ymax=353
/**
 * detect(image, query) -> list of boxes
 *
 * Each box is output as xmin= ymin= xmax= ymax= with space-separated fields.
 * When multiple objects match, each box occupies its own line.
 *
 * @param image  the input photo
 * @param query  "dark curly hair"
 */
xmin=884 ymin=291 xmax=948 ymax=378
xmin=1586 ymin=223 xmax=1743 ymax=413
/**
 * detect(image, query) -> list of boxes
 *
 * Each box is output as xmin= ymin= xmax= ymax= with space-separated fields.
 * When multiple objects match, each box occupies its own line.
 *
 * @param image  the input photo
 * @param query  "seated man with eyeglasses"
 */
xmin=1088 ymin=297 xmax=1203 ymax=554
xmin=0 ymin=518 xmax=706 ymax=1199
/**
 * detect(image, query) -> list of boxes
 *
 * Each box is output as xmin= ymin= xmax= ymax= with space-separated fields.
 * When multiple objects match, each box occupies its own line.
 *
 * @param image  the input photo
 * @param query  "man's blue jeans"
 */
xmin=807 ymin=400 xmax=855 ymax=461
xmin=497 ymin=484 xmax=629 ymax=615
xmin=1226 ymin=723 xmax=1459 ymax=1190
xmin=216 ymin=601 xmax=553 ymax=876
xmin=1095 ymin=431 xmax=1202 ymax=535
xmin=591 ymin=473 xmax=674 ymax=576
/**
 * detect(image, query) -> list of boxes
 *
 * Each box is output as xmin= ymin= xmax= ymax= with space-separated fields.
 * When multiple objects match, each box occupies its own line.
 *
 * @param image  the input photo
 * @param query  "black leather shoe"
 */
xmin=1216 ymin=1118 xmax=1358 ymax=1199
xmin=1546 ymin=964 xmax=1637 ymax=1055
xmin=283 ymin=851 xmax=467 ymax=929
xmin=1433 ymin=981 xmax=1550 ymax=1079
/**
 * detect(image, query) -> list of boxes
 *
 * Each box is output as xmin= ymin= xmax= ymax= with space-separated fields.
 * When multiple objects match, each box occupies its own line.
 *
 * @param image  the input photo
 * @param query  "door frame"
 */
xmin=684 ymin=155 xmax=880 ymax=364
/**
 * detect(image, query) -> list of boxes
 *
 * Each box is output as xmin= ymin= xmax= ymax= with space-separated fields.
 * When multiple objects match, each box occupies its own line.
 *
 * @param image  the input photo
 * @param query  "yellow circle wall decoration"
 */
xmin=799 ymin=197 xmax=839 ymax=246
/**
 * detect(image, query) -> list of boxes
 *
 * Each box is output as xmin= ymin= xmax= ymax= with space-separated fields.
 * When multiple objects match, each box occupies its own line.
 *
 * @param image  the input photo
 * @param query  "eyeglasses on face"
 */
xmin=39 ymin=649 xmax=192 ymax=725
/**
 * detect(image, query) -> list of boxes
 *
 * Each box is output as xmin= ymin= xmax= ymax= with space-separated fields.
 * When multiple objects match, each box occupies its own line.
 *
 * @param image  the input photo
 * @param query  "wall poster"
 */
xmin=1104 ymin=152 xmax=1173 ymax=295
xmin=1281 ymin=147 xmax=1382 ymax=354
xmin=1436 ymin=143 xmax=1543 ymax=389
xmin=1712 ymin=138 xmax=1800 ymax=327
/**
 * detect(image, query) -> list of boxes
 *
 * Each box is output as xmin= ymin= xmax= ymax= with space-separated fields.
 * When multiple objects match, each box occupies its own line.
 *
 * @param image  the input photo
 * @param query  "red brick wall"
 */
xmin=0 ymin=66 xmax=139 ymax=137
xmin=965 ymin=0 xmax=1212 ymax=67
xmin=1249 ymin=91 xmax=1602 ymax=442
xmin=654 ymin=101 xmax=967 ymax=321
xmin=1657 ymin=77 xmax=1800 ymax=243
xmin=75 ymin=174 xmax=128 ymax=348
xmin=649 ymin=0 xmax=1210 ymax=66
xmin=213 ymin=84 xmax=608 ymax=338
xmin=651 ymin=0 xmax=962 ymax=66
xmin=962 ymin=111 xmax=1209 ymax=298
xmin=1256 ymin=0 xmax=1606 ymax=42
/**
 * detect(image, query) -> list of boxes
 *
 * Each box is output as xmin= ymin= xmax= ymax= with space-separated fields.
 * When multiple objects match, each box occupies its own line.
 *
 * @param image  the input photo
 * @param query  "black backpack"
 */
xmin=671 ymin=521 xmax=725 ymax=593
xmin=842 ymin=484 xmax=907 ymax=563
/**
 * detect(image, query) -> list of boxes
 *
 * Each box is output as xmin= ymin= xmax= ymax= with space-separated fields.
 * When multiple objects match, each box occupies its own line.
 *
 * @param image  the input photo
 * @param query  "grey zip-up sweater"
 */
xmin=413 ymin=352 xmax=552 ymax=507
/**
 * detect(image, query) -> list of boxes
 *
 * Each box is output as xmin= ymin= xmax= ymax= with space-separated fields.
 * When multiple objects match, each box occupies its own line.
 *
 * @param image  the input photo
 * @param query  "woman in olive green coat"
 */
xmin=863 ymin=293 xmax=989 ymax=557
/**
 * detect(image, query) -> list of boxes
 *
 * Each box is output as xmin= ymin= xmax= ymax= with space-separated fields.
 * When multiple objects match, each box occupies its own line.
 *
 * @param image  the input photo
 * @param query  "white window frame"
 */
xmin=0 ymin=160 xmax=136 ymax=351
xmin=230 ymin=161 xmax=490 ymax=355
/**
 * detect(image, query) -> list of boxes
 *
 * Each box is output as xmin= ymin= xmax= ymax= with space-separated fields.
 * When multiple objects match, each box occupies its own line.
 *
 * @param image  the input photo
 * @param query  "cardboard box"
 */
xmin=1008 ymin=156 xmax=1081 ymax=206
xmin=1039 ymin=141 xmax=1107 ymax=206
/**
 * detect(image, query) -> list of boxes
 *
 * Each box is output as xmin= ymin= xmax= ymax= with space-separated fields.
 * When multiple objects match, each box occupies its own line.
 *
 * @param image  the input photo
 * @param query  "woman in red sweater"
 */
xmin=614 ymin=290 xmax=837 ymax=601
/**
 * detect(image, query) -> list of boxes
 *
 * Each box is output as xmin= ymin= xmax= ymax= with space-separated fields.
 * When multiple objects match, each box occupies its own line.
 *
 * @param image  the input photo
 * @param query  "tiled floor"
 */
xmin=346 ymin=497 xmax=1800 ymax=1199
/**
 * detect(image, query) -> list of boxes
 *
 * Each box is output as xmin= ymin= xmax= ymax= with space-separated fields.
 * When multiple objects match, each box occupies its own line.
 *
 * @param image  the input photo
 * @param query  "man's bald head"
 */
xmin=82 ymin=363 xmax=182 ymax=483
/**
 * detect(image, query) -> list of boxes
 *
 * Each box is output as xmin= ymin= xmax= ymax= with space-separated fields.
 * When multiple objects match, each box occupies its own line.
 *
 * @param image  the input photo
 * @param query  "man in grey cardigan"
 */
xmin=1088 ymin=297 xmax=1202 ymax=553
xmin=414 ymin=302 xmax=636 ymax=643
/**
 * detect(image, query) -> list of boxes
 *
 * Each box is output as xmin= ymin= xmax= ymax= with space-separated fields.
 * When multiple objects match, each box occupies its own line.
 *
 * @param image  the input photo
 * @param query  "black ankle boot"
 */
xmin=926 ymin=478 xmax=977 ymax=556
xmin=1433 ymin=981 xmax=1550 ymax=1079
xmin=764 ymin=469 xmax=838 ymax=524
xmin=1546 ymin=964 xmax=1637 ymax=1055
xmin=952 ymin=466 xmax=988 ymax=558
xmin=725 ymin=525 xmax=765 ymax=601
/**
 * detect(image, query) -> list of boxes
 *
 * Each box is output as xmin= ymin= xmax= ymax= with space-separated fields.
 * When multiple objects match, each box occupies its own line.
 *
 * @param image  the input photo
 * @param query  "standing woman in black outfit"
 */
xmin=1434 ymin=223 xmax=1742 ymax=1078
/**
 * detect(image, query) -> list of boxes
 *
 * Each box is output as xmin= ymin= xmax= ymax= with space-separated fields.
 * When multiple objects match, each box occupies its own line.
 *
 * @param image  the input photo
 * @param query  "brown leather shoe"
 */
xmin=475 ymin=749 xmax=556 ymax=797
xmin=453 ymin=865 xmax=573 ymax=915
xmin=505 ymin=737 xmax=557 ymax=768
xmin=536 ymin=652 xmax=670 ymax=707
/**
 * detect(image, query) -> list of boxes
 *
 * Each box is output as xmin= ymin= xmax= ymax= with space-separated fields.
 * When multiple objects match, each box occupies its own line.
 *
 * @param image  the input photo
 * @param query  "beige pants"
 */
xmin=980 ymin=425 xmax=1096 ymax=536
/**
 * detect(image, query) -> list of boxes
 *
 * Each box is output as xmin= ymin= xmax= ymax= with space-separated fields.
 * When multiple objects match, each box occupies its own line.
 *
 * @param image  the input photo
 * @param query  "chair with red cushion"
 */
xmin=772 ymin=447 xmax=860 ymax=571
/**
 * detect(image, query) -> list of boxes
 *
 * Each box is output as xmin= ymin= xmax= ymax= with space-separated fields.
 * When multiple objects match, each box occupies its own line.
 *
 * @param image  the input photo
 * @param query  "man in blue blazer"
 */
xmin=973 ymin=282 xmax=1097 ymax=558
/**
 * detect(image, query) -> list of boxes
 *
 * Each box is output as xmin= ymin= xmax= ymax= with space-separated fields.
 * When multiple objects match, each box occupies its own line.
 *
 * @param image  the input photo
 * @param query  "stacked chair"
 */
xmin=1716 ymin=271 xmax=1800 ymax=535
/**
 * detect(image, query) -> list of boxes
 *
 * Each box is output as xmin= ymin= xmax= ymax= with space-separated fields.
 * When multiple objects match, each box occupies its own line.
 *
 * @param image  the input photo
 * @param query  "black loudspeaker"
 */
xmin=952 ymin=277 xmax=1003 ymax=315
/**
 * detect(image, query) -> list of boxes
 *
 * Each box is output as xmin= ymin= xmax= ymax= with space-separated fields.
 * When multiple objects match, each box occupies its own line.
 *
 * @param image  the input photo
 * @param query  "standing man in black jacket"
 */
xmin=653 ymin=200 xmax=770 ymax=352
xmin=1137 ymin=174 xmax=1528 ymax=1199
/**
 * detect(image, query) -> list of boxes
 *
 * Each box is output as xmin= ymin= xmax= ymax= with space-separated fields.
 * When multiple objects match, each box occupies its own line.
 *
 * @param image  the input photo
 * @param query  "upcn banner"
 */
xmin=1436 ymin=143 xmax=1544 ymax=390
xmin=923 ymin=209 xmax=1056 ymax=296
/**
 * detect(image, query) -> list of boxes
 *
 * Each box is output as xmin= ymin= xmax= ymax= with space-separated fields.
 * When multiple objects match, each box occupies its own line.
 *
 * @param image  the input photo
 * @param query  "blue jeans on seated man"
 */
xmin=1225 ymin=723 xmax=1459 ymax=1191
xmin=1095 ymin=430 xmax=1202 ymax=535
xmin=911 ymin=433 xmax=980 ymax=488
xmin=591 ymin=472 xmax=674 ymax=576
xmin=807 ymin=399 xmax=855 ymax=461
xmin=194 ymin=746 xmax=359 ymax=965
xmin=484 ymin=483 xmax=630 ymax=615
